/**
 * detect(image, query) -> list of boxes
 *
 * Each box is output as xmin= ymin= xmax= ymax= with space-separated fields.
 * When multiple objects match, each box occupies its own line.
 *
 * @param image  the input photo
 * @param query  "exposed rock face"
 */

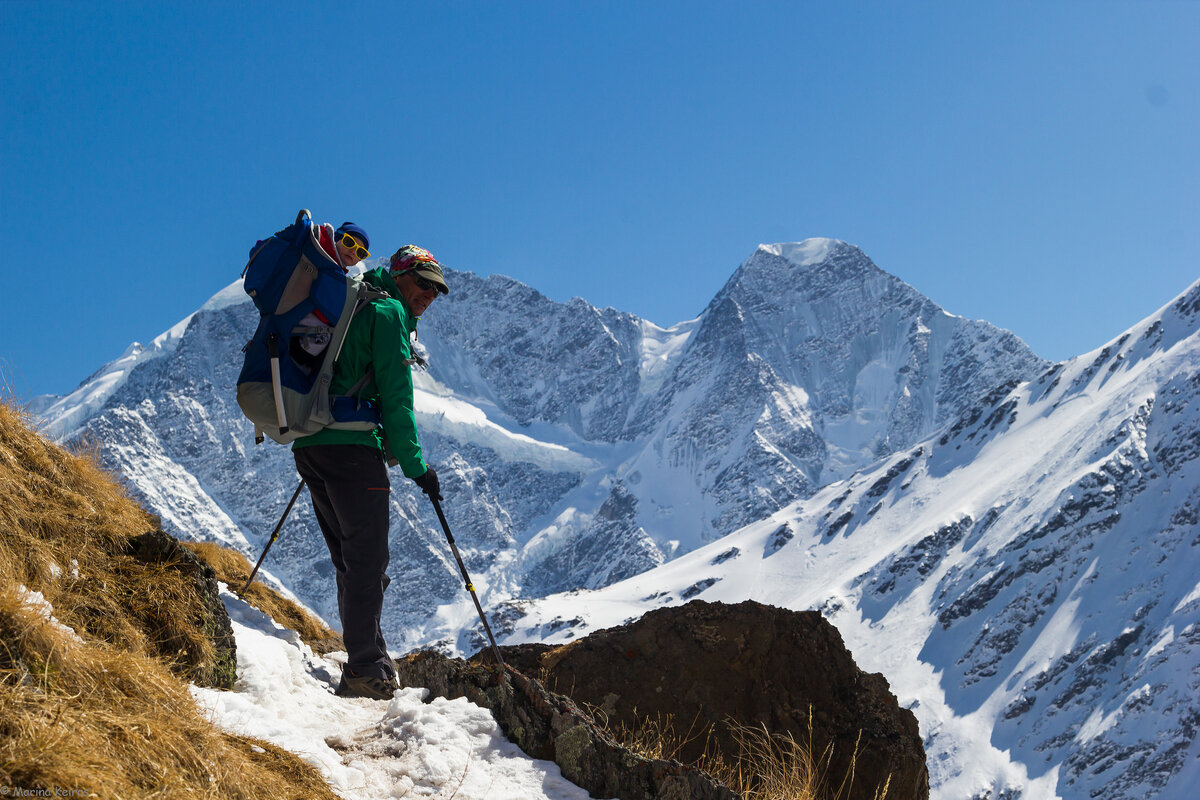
xmin=499 ymin=600 xmax=928 ymax=800
xmin=523 ymin=483 xmax=666 ymax=595
xmin=127 ymin=528 xmax=237 ymax=689
xmin=395 ymin=650 xmax=738 ymax=800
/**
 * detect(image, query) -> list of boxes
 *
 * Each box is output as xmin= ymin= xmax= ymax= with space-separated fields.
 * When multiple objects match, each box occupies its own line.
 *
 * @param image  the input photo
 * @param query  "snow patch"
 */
xmin=192 ymin=588 xmax=605 ymax=799
xmin=202 ymin=278 xmax=252 ymax=312
xmin=18 ymin=585 xmax=85 ymax=643
xmin=1173 ymin=581 xmax=1200 ymax=613
xmin=758 ymin=238 xmax=843 ymax=268
xmin=413 ymin=379 xmax=598 ymax=474
xmin=637 ymin=317 xmax=697 ymax=397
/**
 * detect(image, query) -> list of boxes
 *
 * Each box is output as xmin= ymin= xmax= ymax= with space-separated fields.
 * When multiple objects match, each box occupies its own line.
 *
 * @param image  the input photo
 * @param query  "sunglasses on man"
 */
xmin=412 ymin=274 xmax=440 ymax=293
xmin=339 ymin=233 xmax=371 ymax=260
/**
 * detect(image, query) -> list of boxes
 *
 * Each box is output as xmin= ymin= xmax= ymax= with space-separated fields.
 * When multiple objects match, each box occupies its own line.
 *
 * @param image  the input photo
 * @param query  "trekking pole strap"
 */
xmin=430 ymin=496 xmax=506 ymax=668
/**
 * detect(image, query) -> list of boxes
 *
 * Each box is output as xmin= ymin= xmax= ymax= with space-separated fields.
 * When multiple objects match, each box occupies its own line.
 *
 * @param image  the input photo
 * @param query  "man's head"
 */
xmin=389 ymin=244 xmax=449 ymax=317
xmin=335 ymin=222 xmax=371 ymax=266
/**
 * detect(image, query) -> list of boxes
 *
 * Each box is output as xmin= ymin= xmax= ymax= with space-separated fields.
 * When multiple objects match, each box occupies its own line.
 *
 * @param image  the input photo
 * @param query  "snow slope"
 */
xmin=500 ymin=279 xmax=1200 ymax=800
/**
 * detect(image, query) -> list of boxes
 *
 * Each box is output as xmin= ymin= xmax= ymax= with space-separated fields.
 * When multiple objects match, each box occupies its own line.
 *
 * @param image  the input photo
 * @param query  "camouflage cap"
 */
xmin=389 ymin=245 xmax=449 ymax=295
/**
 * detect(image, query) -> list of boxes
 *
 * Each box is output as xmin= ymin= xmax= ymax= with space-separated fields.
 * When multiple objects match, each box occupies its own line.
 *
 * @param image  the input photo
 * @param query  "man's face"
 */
xmin=397 ymin=272 xmax=440 ymax=317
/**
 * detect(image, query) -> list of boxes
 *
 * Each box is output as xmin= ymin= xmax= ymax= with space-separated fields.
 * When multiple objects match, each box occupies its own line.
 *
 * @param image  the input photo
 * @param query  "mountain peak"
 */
xmin=755 ymin=238 xmax=853 ymax=268
xmin=726 ymin=238 xmax=882 ymax=303
xmin=202 ymin=279 xmax=252 ymax=312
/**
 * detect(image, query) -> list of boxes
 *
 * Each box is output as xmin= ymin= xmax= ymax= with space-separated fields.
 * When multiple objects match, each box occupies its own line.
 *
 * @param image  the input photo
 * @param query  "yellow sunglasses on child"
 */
xmin=339 ymin=233 xmax=370 ymax=260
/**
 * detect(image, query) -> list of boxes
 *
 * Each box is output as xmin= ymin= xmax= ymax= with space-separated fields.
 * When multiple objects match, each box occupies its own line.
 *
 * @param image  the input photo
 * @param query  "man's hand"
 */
xmin=413 ymin=466 xmax=442 ymax=501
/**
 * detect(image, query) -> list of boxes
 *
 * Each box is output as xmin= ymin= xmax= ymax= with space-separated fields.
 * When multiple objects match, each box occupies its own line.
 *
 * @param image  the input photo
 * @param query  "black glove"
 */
xmin=413 ymin=467 xmax=442 ymax=501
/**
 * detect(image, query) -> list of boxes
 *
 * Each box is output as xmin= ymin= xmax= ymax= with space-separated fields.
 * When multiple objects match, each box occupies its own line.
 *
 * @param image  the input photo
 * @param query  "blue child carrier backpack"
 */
xmin=236 ymin=209 xmax=384 ymax=445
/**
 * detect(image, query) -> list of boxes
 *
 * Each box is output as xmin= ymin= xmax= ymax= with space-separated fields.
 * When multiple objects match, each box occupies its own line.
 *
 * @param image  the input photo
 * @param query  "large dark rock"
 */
xmin=127 ymin=528 xmax=237 ymax=689
xmin=395 ymin=650 xmax=738 ymax=800
xmin=498 ymin=600 xmax=928 ymax=800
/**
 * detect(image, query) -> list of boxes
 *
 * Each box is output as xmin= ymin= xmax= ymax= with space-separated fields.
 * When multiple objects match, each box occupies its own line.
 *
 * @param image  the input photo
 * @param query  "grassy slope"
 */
xmin=0 ymin=401 xmax=340 ymax=799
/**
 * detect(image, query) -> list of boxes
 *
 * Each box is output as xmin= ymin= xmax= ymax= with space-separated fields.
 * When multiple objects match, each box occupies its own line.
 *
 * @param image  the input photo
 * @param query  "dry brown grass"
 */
xmin=601 ymin=709 xmax=891 ymax=800
xmin=0 ymin=401 xmax=340 ymax=798
xmin=0 ymin=403 xmax=215 ymax=678
xmin=183 ymin=540 xmax=344 ymax=655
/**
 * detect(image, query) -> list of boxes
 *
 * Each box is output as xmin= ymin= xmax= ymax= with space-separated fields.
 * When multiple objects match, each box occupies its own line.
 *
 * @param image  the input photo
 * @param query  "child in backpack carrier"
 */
xmin=290 ymin=222 xmax=372 ymax=372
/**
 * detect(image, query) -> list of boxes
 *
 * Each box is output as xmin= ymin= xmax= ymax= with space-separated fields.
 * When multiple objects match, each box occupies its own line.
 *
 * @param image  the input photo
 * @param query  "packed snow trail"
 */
xmin=192 ymin=587 xmax=608 ymax=800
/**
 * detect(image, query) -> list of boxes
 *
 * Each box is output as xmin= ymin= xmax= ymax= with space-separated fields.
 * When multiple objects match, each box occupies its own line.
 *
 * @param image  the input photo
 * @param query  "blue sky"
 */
xmin=2 ymin=1 xmax=1197 ymax=400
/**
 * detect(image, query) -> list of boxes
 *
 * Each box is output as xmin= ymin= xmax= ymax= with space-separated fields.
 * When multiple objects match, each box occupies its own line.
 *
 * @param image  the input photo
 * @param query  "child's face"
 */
xmin=337 ymin=235 xmax=366 ymax=266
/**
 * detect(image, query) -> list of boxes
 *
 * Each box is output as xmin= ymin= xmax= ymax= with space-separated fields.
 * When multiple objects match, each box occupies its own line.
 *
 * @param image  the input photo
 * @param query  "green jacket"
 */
xmin=292 ymin=267 xmax=428 ymax=479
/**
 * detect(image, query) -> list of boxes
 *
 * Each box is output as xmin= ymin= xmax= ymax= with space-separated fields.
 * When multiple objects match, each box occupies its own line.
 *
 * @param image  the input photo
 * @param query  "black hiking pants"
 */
xmin=293 ymin=444 xmax=395 ymax=680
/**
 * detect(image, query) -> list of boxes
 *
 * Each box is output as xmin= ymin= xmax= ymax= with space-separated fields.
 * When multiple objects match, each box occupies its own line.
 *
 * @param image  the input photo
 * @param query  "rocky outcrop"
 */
xmin=395 ymin=650 xmax=738 ymax=800
xmin=498 ymin=600 xmax=928 ymax=800
xmin=127 ymin=528 xmax=237 ymax=689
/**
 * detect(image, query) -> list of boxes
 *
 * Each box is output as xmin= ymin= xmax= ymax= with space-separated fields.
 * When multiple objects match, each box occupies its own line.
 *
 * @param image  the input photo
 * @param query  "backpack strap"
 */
xmin=266 ymin=333 xmax=290 ymax=436
xmin=342 ymin=367 xmax=375 ymax=399
xmin=327 ymin=283 xmax=389 ymax=365
xmin=321 ymin=282 xmax=414 ymax=469
xmin=323 ymin=282 xmax=392 ymax=401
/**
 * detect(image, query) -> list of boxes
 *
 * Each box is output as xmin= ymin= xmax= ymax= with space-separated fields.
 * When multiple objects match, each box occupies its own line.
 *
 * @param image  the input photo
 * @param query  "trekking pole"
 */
xmin=239 ymin=479 xmax=306 ymax=597
xmin=429 ymin=495 xmax=506 ymax=669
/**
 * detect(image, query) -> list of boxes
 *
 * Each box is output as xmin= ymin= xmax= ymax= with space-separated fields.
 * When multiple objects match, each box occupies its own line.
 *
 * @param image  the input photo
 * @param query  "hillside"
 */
xmin=0 ymin=401 xmax=338 ymax=797
xmin=3 ymin=403 xmax=920 ymax=800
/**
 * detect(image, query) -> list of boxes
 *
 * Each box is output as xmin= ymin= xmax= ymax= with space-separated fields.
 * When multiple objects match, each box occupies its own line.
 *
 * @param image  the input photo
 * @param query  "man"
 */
xmin=292 ymin=244 xmax=450 ymax=700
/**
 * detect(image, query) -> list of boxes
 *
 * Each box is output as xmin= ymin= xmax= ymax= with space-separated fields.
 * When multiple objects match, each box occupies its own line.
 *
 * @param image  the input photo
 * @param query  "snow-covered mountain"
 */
xmin=48 ymin=238 xmax=1199 ymax=799
xmin=500 ymin=278 xmax=1200 ymax=800
xmin=39 ymin=239 xmax=1044 ymax=654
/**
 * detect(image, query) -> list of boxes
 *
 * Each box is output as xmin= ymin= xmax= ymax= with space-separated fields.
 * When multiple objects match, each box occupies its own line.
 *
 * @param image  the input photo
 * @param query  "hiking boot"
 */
xmin=335 ymin=668 xmax=399 ymax=700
